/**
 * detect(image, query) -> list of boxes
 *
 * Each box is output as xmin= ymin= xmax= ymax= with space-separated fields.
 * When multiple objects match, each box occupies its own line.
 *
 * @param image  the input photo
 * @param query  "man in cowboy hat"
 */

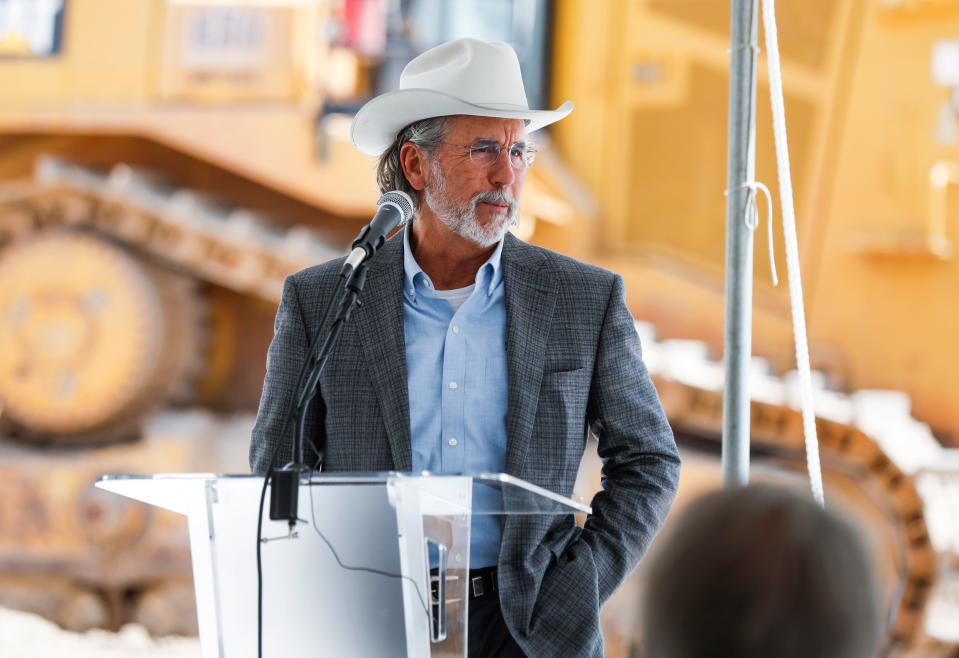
xmin=251 ymin=38 xmax=680 ymax=657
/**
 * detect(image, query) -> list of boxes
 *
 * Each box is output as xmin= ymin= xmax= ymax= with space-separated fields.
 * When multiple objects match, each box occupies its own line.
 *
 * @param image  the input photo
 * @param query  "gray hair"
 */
xmin=376 ymin=117 xmax=451 ymax=205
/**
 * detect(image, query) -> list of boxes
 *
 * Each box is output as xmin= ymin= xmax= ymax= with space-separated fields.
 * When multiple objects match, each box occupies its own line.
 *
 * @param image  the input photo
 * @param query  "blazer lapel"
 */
xmin=502 ymin=234 xmax=556 ymax=478
xmin=353 ymin=235 xmax=413 ymax=470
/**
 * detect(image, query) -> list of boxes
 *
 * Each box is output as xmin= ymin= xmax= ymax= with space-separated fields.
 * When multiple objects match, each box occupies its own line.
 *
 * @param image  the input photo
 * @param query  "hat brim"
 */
xmin=350 ymin=88 xmax=574 ymax=155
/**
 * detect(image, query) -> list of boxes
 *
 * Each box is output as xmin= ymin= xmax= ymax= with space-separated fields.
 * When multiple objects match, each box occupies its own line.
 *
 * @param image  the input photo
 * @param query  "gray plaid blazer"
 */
xmin=250 ymin=233 xmax=680 ymax=657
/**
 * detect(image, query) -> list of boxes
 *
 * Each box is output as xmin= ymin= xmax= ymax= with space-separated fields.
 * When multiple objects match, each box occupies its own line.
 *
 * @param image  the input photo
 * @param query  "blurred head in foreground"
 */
xmin=642 ymin=484 xmax=881 ymax=658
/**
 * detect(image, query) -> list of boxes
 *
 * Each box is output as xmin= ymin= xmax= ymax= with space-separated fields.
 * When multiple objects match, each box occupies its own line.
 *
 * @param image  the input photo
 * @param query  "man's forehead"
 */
xmin=446 ymin=115 xmax=528 ymax=142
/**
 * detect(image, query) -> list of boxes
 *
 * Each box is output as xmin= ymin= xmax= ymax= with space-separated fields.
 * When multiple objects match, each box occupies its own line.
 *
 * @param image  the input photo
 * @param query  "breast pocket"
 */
xmin=542 ymin=366 xmax=588 ymax=390
xmin=536 ymin=367 xmax=590 ymax=455
xmin=540 ymin=367 xmax=590 ymax=418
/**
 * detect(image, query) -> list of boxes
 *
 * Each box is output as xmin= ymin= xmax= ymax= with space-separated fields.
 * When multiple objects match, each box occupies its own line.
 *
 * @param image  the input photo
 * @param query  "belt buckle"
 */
xmin=471 ymin=575 xmax=485 ymax=598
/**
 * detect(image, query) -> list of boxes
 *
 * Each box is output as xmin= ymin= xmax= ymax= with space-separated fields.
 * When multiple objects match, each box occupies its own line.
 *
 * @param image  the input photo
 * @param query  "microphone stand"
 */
xmin=259 ymin=189 xmax=410 ymax=658
xmin=269 ymin=260 xmax=370 ymax=527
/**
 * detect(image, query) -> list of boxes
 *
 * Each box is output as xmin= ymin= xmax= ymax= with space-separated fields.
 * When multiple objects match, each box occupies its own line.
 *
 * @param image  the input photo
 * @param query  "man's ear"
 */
xmin=400 ymin=142 xmax=428 ymax=192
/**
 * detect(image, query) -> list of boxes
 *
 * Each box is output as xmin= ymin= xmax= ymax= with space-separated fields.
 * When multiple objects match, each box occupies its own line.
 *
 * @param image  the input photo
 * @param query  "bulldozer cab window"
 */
xmin=182 ymin=6 xmax=268 ymax=71
xmin=0 ymin=0 xmax=65 ymax=58
xmin=323 ymin=0 xmax=551 ymax=115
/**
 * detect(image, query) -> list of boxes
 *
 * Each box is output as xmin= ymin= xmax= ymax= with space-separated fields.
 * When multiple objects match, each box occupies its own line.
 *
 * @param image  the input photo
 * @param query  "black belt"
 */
xmin=431 ymin=566 xmax=498 ymax=599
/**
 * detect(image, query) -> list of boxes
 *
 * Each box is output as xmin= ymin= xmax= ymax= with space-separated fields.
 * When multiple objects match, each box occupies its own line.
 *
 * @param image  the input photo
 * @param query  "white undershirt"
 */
xmin=432 ymin=284 xmax=475 ymax=311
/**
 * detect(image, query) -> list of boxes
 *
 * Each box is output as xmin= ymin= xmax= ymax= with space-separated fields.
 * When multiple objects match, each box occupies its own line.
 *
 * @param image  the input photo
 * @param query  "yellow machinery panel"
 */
xmin=552 ymin=0 xmax=959 ymax=444
xmin=0 ymin=1 xmax=956 ymax=653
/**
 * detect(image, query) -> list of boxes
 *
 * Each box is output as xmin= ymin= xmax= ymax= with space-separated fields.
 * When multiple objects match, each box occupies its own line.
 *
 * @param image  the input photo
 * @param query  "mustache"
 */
xmin=472 ymin=189 xmax=517 ymax=213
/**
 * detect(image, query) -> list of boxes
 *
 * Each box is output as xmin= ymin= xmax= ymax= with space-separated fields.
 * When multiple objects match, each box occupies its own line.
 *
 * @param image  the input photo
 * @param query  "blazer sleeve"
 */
xmin=582 ymin=273 xmax=681 ymax=603
xmin=249 ymin=275 xmax=325 ymax=474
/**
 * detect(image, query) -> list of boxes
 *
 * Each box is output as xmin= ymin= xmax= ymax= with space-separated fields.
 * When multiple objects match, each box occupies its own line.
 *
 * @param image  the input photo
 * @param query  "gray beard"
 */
xmin=423 ymin=161 xmax=519 ymax=248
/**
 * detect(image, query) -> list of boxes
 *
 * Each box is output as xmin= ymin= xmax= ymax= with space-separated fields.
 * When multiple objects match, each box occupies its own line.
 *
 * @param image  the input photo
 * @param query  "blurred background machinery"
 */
xmin=0 ymin=0 xmax=957 ymax=656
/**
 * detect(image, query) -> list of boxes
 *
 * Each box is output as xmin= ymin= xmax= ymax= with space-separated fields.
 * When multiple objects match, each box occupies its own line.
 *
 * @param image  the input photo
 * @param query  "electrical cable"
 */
xmin=256 ymin=271 xmax=349 ymax=658
xmin=256 ymin=268 xmax=439 ymax=654
xmin=305 ymin=472 xmax=433 ymax=624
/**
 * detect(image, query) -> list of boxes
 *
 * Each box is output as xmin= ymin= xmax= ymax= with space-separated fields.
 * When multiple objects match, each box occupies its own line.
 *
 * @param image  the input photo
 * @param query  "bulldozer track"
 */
xmin=0 ymin=156 xmax=346 ymax=304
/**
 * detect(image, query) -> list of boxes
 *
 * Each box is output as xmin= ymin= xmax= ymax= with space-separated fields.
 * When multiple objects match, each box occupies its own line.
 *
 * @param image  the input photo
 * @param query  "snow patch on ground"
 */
xmin=0 ymin=608 xmax=200 ymax=658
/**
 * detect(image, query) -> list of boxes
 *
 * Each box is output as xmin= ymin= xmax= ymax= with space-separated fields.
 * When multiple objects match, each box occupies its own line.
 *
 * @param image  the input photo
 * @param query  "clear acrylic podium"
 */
xmin=96 ymin=472 xmax=589 ymax=657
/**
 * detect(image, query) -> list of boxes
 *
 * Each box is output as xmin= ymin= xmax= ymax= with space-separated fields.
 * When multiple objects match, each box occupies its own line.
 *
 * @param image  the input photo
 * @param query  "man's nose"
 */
xmin=488 ymin=148 xmax=515 ymax=187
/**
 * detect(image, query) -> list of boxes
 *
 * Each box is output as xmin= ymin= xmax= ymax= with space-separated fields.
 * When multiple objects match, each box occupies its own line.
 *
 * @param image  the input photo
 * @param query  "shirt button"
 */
xmin=452 ymin=325 xmax=460 ymax=334
xmin=448 ymin=438 xmax=459 ymax=447
xmin=448 ymin=381 xmax=458 ymax=390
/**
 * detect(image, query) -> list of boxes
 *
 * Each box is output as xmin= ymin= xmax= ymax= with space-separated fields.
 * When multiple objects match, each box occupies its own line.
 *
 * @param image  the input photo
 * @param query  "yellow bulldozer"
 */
xmin=0 ymin=1 xmax=956 ymax=656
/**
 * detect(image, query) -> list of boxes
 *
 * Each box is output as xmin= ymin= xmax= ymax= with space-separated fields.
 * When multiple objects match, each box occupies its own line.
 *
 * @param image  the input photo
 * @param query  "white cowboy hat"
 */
xmin=351 ymin=38 xmax=573 ymax=155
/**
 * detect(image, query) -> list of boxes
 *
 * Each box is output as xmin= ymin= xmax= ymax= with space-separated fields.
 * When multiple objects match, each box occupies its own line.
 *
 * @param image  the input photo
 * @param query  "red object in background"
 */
xmin=342 ymin=0 xmax=386 ymax=56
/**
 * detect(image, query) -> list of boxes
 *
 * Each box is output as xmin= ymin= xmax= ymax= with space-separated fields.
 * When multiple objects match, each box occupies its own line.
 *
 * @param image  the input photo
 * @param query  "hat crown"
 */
xmin=350 ymin=38 xmax=572 ymax=155
xmin=399 ymin=38 xmax=530 ymax=110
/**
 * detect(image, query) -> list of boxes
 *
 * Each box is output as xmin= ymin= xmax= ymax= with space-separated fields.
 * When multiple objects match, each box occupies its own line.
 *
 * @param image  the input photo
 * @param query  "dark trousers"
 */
xmin=468 ymin=588 xmax=527 ymax=658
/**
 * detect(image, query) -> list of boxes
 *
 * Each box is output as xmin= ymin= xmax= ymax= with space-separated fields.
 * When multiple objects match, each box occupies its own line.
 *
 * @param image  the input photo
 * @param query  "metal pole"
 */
xmin=722 ymin=0 xmax=759 ymax=487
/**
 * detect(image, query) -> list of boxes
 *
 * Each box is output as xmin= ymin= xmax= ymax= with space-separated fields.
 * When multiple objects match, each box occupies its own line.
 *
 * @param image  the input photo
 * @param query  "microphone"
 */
xmin=343 ymin=191 xmax=414 ymax=273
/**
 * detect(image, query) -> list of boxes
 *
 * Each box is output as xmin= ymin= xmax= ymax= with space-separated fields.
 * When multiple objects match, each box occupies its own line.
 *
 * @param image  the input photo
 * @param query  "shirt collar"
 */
xmin=403 ymin=223 xmax=505 ymax=301
xmin=402 ymin=223 xmax=428 ymax=299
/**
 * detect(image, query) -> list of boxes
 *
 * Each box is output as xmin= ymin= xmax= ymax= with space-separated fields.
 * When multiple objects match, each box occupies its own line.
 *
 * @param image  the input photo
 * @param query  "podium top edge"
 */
xmin=97 ymin=471 xmax=449 ymax=482
xmin=95 ymin=472 xmax=591 ymax=514
xmin=99 ymin=471 xmax=506 ymax=482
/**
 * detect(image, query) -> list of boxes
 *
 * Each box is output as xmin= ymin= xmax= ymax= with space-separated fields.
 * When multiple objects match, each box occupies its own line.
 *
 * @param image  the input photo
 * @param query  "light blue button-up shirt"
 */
xmin=402 ymin=225 xmax=508 ymax=568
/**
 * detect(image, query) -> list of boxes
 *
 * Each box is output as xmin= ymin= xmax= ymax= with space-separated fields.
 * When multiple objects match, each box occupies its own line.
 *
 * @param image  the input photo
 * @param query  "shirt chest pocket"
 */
xmin=484 ymin=355 xmax=509 ymax=429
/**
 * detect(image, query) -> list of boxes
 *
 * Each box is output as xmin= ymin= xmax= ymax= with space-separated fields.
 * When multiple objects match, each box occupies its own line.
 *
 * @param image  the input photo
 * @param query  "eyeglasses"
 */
xmin=441 ymin=139 xmax=538 ymax=170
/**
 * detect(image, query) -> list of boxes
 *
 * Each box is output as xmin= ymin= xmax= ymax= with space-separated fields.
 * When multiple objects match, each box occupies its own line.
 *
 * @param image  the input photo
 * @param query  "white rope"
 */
xmin=761 ymin=0 xmax=825 ymax=506
xmin=748 ymin=182 xmax=778 ymax=286
xmin=724 ymin=181 xmax=779 ymax=287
